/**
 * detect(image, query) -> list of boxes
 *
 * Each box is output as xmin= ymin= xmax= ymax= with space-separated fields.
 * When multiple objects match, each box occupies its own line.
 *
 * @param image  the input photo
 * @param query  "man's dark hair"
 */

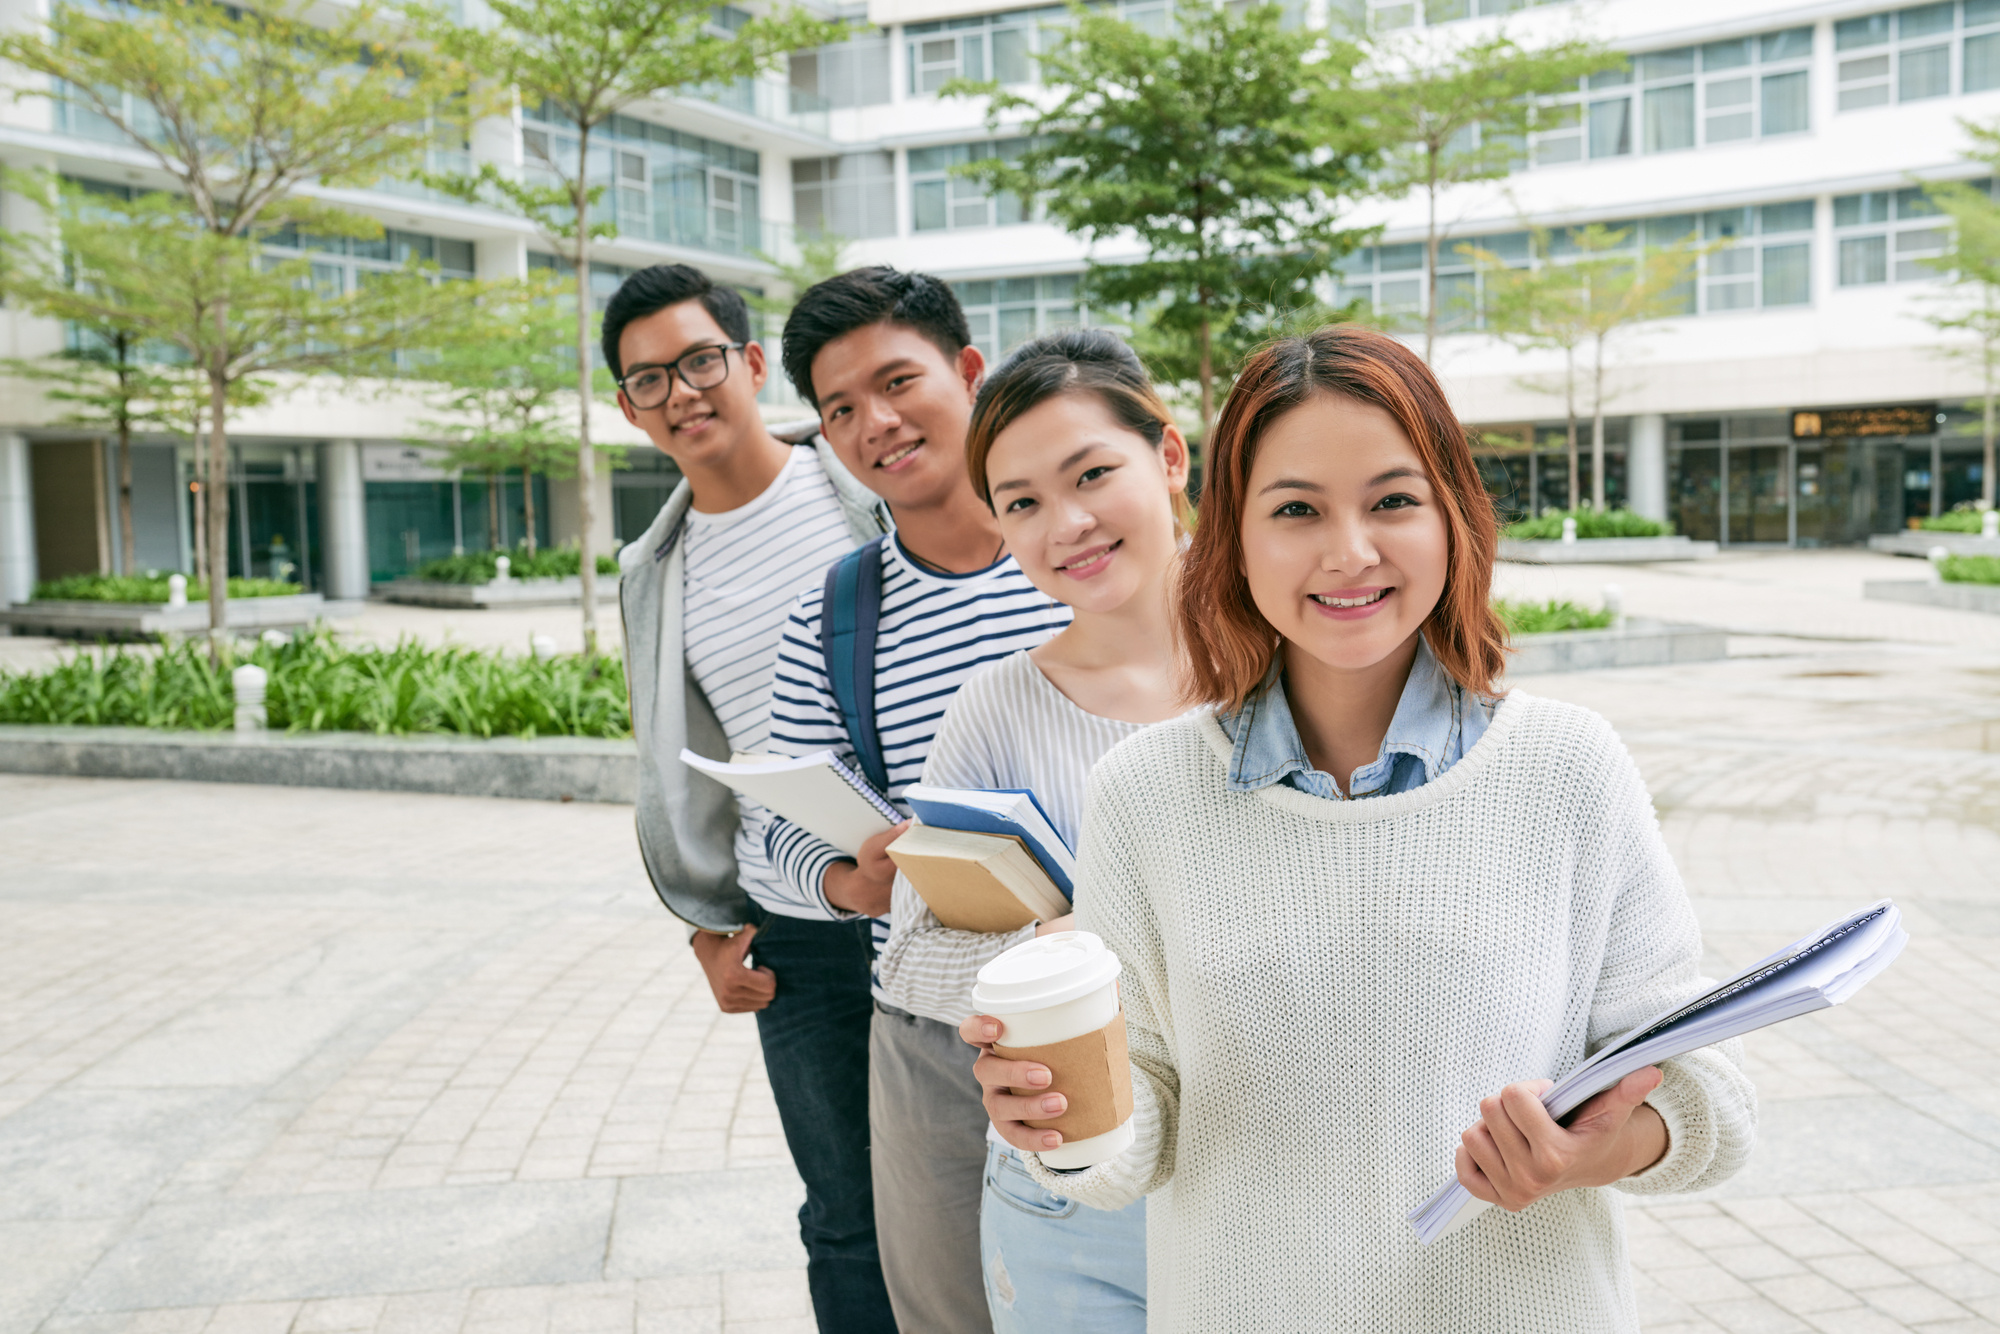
xmin=781 ymin=266 xmax=971 ymax=408
xmin=600 ymin=264 xmax=752 ymax=379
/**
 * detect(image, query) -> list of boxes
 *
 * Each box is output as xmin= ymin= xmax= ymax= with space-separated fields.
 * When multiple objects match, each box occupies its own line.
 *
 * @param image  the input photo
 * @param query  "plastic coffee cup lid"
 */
xmin=972 ymin=930 xmax=1122 ymax=1014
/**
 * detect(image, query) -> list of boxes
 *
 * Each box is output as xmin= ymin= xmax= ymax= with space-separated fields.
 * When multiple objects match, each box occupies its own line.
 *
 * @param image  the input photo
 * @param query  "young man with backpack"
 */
xmin=607 ymin=264 xmax=896 ymax=1333
xmin=761 ymin=267 xmax=1071 ymax=1334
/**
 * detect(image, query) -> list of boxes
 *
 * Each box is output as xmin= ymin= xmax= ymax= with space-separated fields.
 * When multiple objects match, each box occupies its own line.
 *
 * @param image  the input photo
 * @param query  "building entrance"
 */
xmin=1669 ymin=418 xmax=1914 ymax=547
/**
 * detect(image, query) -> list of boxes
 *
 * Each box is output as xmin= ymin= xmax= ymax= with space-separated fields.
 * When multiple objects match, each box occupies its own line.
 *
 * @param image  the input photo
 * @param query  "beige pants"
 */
xmin=870 ymin=1000 xmax=996 ymax=1334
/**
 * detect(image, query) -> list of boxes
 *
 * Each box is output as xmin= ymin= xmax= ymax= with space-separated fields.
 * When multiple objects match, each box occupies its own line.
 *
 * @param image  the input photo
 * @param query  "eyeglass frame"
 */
xmin=616 ymin=341 xmax=746 ymax=408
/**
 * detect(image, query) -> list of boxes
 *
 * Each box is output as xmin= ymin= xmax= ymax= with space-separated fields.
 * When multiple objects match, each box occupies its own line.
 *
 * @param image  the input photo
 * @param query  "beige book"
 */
xmin=886 ymin=824 xmax=1072 ymax=934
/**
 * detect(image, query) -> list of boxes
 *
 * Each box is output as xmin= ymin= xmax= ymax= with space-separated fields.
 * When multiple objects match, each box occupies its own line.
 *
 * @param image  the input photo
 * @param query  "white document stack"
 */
xmin=1408 ymin=899 xmax=1908 ymax=1245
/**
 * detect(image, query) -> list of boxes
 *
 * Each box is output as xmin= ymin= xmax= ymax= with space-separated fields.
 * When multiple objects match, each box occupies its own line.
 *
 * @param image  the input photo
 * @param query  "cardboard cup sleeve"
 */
xmin=993 ymin=1008 xmax=1136 ymax=1142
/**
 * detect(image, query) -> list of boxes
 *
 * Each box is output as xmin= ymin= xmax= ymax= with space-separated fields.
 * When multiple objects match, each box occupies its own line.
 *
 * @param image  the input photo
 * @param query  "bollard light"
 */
xmin=232 ymin=663 xmax=269 ymax=734
xmin=1561 ymin=516 xmax=1577 ymax=545
xmin=530 ymin=632 xmax=557 ymax=660
xmin=494 ymin=554 xmax=512 ymax=583
xmin=1985 ymin=509 xmax=1999 ymax=540
xmin=1602 ymin=582 xmax=1625 ymax=630
xmin=167 ymin=573 xmax=187 ymax=608
xmin=1930 ymin=546 xmax=1950 ymax=563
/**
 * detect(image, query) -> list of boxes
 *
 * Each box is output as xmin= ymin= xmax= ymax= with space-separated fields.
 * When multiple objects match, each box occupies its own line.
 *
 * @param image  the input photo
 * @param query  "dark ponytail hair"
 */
xmin=965 ymin=328 xmax=1191 ymax=529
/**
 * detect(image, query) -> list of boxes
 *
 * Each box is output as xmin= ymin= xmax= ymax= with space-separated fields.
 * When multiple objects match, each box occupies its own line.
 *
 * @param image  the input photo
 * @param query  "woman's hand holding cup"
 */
xmin=960 ymin=1014 xmax=1068 ymax=1153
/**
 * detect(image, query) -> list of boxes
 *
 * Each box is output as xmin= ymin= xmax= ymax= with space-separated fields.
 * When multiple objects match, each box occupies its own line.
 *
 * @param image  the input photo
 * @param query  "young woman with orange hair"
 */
xmin=960 ymin=326 xmax=1756 ymax=1331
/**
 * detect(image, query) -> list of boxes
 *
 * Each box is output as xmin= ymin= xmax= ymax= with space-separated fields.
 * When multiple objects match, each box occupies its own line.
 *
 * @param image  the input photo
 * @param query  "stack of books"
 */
xmin=887 ymin=786 xmax=1077 ymax=933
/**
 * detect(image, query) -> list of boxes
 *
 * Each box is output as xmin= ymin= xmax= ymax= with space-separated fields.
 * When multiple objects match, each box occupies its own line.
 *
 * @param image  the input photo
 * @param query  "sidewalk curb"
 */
xmin=0 ymin=724 xmax=638 ymax=803
xmin=1506 ymin=618 xmax=1729 ymax=676
xmin=1864 ymin=581 xmax=2000 ymax=615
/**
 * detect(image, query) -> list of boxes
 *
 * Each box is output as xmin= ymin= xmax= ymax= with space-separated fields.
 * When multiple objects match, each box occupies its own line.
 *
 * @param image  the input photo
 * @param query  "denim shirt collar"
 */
xmin=1218 ymin=637 xmax=1479 ymax=801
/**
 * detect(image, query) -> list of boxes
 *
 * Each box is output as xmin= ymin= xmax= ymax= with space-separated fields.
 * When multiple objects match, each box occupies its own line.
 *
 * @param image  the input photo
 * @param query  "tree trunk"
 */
xmin=205 ymin=361 xmax=231 ymax=650
xmin=1197 ymin=311 xmax=1214 ymax=448
xmin=191 ymin=401 xmax=208 ymax=587
xmin=574 ymin=125 xmax=598 ymax=657
xmin=488 ymin=472 xmax=501 ymax=550
xmin=1591 ymin=335 xmax=1607 ymax=512
xmin=1987 ymin=329 xmax=1997 ymax=511
xmin=1565 ymin=344 xmax=1580 ymax=513
xmin=1423 ymin=149 xmax=1440 ymax=366
xmin=116 ymin=361 xmax=136 ymax=576
xmin=522 ymin=468 xmax=537 ymax=557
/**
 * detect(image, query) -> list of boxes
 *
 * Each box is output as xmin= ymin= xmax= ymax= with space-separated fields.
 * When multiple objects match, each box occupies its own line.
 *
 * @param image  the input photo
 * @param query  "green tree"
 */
xmin=1922 ymin=123 xmax=2000 ymax=511
xmin=0 ymin=0 xmax=480 ymax=636
xmin=1364 ymin=28 xmax=1611 ymax=364
xmin=418 ymin=0 xmax=840 ymax=651
xmin=418 ymin=277 xmax=583 ymax=556
xmin=955 ymin=0 xmax=1377 ymax=437
xmin=1470 ymin=222 xmax=1706 ymax=511
xmin=5 ymin=330 xmax=178 ymax=576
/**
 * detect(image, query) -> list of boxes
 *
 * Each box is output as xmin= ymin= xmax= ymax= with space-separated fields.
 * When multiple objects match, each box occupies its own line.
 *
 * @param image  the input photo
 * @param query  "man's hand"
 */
xmin=823 ymin=819 xmax=909 ymax=917
xmin=690 ymin=926 xmax=777 ymax=1014
xmin=1455 ymin=1067 xmax=1669 ymax=1212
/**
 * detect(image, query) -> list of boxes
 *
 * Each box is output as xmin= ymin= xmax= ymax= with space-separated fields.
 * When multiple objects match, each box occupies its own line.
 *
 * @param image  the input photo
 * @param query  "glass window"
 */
xmin=1836 ymin=191 xmax=1893 ymax=226
xmin=1640 ymin=48 xmax=1695 ymax=80
xmin=908 ymin=140 xmax=1030 ymax=232
xmin=1899 ymin=2 xmax=1955 ymax=39
xmin=950 ymin=273 xmax=1088 ymax=360
xmin=1760 ymin=200 xmax=1814 ymax=233
xmin=1762 ymin=242 xmax=1811 ymax=305
xmin=1836 ymin=15 xmax=1892 ymax=49
xmin=1702 ymin=38 xmax=1751 ymax=70
xmin=792 ymin=152 xmax=897 ymax=240
xmin=1589 ymin=97 xmax=1632 ymax=157
xmin=1969 ymin=31 xmax=2000 ymax=90
xmin=1762 ymin=27 xmax=1814 ymax=61
xmin=1839 ymin=234 xmax=1889 ymax=284
xmin=1762 ymin=70 xmax=1809 ymax=134
xmin=1705 ymin=76 xmax=1753 ymax=141
xmin=1644 ymin=83 xmax=1696 ymax=151
xmin=1900 ymin=43 xmax=1951 ymax=99
xmin=1972 ymin=0 xmax=2000 ymax=23
xmin=791 ymin=33 xmax=893 ymax=111
xmin=1896 ymin=227 xmax=1950 ymax=279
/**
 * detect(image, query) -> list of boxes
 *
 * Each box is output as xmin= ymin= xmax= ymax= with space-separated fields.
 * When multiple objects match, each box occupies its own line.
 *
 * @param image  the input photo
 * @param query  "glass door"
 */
xmin=1727 ymin=445 xmax=1791 ymax=542
xmin=1672 ymin=445 xmax=1721 ymax=540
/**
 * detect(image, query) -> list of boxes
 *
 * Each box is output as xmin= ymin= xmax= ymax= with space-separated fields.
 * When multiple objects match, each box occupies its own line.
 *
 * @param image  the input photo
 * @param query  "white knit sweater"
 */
xmin=1023 ymin=692 xmax=1756 ymax=1333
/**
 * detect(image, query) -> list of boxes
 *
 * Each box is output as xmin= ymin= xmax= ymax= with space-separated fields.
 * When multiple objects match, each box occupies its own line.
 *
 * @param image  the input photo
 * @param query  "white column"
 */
xmin=548 ymin=465 xmax=615 ymax=554
xmin=0 ymin=432 xmax=36 ymax=607
xmin=1629 ymin=413 xmax=1668 ymax=522
xmin=317 ymin=439 xmax=369 ymax=600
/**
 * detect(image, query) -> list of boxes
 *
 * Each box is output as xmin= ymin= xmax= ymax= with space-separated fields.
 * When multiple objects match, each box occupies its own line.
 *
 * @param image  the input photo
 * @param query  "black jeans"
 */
xmin=749 ymin=911 xmax=898 ymax=1334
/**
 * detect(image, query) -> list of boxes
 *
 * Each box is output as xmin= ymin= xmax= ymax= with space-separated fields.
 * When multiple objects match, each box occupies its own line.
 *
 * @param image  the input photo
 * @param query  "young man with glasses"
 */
xmin=607 ymin=264 xmax=896 ymax=1333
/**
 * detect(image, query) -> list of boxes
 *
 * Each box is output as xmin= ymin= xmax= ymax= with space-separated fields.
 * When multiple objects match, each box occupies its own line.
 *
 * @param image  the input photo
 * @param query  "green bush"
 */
xmin=1503 ymin=508 xmax=1673 ymax=541
xmin=0 ymin=628 xmax=631 ymax=738
xmin=412 ymin=544 xmax=619 ymax=584
xmin=1940 ymin=554 xmax=2000 ymax=585
xmin=1493 ymin=598 xmax=1617 ymax=635
xmin=33 ymin=574 xmax=302 ymax=602
xmin=1920 ymin=508 xmax=1993 ymax=533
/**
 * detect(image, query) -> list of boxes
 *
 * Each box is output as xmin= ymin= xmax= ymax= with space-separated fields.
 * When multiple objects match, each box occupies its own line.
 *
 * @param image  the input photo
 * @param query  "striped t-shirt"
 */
xmin=876 ymin=648 xmax=1155 ymax=1026
xmin=682 ymin=445 xmax=856 ymax=915
xmin=764 ymin=537 xmax=1072 ymax=963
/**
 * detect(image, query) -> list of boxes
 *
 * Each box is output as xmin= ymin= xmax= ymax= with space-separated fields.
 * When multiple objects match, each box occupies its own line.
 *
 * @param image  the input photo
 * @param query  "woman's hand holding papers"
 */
xmin=960 ymin=1014 xmax=1068 ymax=1154
xmin=823 ymin=820 xmax=910 ymax=917
xmin=1454 ymin=1067 xmax=1669 ymax=1212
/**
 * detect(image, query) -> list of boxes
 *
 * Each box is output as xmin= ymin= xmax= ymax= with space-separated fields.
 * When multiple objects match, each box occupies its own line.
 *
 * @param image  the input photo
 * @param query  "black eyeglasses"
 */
xmin=618 ymin=342 xmax=744 ymax=409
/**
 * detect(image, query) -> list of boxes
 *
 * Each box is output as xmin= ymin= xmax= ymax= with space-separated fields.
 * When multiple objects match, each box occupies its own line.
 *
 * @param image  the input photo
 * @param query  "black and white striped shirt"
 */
xmin=681 ymin=446 xmax=855 ymax=914
xmin=764 ymin=535 xmax=1071 ymax=965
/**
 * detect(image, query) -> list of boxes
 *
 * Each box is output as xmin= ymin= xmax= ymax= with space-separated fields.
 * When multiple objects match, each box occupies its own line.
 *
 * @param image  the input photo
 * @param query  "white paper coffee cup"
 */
xmin=972 ymin=930 xmax=1136 ymax=1169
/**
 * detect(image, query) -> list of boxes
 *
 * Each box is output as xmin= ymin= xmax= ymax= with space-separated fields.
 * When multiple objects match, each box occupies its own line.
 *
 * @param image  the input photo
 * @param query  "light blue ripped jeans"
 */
xmin=979 ymin=1141 xmax=1147 ymax=1333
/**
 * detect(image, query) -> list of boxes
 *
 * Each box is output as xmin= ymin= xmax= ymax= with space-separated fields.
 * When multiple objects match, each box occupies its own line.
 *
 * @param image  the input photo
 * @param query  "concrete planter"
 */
xmin=1499 ymin=535 xmax=1718 ymax=564
xmin=0 ymin=723 xmax=637 ymax=802
xmin=378 ymin=575 xmax=622 ymax=608
xmin=1505 ymin=617 xmax=1728 ymax=676
xmin=1868 ymin=531 xmax=2000 ymax=558
xmin=0 ymin=593 xmax=357 ymax=639
xmin=1863 ymin=580 xmax=2000 ymax=614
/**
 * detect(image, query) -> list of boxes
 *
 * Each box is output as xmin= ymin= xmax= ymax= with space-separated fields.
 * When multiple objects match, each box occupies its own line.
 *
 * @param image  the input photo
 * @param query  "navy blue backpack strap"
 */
xmin=820 ymin=535 xmax=890 ymax=797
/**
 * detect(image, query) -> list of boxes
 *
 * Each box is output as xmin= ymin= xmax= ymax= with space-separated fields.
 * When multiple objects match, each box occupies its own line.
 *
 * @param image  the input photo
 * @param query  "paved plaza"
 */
xmin=5 ymin=549 xmax=2000 ymax=1333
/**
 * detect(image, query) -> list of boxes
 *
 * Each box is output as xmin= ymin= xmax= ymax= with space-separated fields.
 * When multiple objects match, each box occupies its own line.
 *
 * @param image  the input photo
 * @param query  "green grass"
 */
xmin=1941 ymin=554 xmax=2000 ymax=586
xmin=33 ymin=574 xmax=302 ymax=602
xmin=1503 ymin=508 xmax=1673 ymax=541
xmin=1493 ymin=598 xmax=1617 ymax=635
xmin=0 ymin=628 xmax=631 ymax=738
xmin=1921 ymin=509 xmax=1994 ymax=533
xmin=412 ymin=544 xmax=619 ymax=584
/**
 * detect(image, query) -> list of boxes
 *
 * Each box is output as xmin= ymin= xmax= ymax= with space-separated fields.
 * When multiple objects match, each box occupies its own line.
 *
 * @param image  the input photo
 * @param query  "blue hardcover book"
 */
xmin=901 ymin=784 xmax=1077 ymax=899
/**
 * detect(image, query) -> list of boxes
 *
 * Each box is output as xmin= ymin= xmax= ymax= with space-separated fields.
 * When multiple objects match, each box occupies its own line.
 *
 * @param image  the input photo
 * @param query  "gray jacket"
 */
xmin=617 ymin=428 xmax=889 ymax=933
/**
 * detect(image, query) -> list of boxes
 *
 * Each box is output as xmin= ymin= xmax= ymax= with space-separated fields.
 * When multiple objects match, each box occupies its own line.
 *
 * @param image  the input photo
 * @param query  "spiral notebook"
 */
xmin=1407 ymin=898 xmax=1906 ymax=1244
xmin=680 ymin=748 xmax=899 ymax=856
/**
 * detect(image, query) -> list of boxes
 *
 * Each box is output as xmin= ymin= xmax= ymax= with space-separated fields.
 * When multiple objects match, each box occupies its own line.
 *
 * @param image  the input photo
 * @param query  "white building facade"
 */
xmin=0 ymin=0 xmax=1991 ymax=606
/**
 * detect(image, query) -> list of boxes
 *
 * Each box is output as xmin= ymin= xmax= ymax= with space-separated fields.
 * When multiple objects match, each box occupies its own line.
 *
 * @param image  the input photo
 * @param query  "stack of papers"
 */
xmin=679 ymin=749 xmax=898 ymax=857
xmin=1408 ymin=899 xmax=1907 ymax=1244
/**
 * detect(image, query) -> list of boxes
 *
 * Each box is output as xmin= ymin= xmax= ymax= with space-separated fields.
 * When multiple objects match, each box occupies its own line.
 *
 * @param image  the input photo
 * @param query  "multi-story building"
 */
xmin=0 ymin=0 xmax=1991 ymax=611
